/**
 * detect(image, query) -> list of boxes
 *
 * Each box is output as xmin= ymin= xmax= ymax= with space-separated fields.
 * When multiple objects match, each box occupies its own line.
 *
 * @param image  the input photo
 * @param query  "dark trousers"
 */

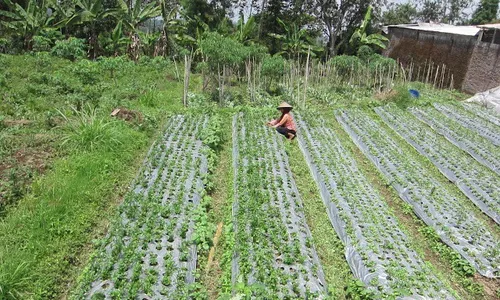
xmin=276 ymin=126 xmax=296 ymax=137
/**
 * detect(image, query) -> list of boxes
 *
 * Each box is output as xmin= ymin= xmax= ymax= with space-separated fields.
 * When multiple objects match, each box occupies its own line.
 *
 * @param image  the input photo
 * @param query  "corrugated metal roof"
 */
xmin=478 ymin=23 xmax=500 ymax=29
xmin=388 ymin=23 xmax=481 ymax=36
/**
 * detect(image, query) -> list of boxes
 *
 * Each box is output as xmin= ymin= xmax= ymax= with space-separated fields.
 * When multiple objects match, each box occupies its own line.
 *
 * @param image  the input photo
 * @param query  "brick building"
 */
xmin=384 ymin=23 xmax=500 ymax=94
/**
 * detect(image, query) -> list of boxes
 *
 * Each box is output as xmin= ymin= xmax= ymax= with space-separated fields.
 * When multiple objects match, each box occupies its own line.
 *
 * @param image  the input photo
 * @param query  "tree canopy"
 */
xmin=470 ymin=0 xmax=499 ymax=25
xmin=0 ymin=0 xmax=495 ymax=60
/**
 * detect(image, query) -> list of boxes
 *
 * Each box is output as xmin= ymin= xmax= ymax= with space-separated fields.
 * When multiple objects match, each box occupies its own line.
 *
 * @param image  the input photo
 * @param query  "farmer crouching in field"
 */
xmin=266 ymin=102 xmax=297 ymax=140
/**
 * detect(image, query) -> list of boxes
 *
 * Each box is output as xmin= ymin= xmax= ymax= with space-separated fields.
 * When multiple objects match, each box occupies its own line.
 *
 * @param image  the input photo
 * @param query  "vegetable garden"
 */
xmin=66 ymin=103 xmax=499 ymax=299
xmin=73 ymin=114 xmax=211 ymax=298
xmin=337 ymin=109 xmax=499 ymax=278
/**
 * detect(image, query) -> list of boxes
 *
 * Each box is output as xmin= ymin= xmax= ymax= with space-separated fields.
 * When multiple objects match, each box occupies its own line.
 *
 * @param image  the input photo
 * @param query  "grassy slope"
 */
xmin=0 ymin=54 xmax=187 ymax=299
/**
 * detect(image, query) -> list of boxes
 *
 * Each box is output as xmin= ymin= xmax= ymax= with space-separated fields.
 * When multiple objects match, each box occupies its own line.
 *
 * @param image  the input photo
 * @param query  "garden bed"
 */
xmin=228 ymin=110 xmax=326 ymax=297
xmin=337 ymin=109 xmax=500 ymax=278
xmin=410 ymin=106 xmax=500 ymax=176
xmin=376 ymin=105 xmax=500 ymax=225
xmin=73 ymin=114 xmax=209 ymax=298
xmin=297 ymin=112 xmax=453 ymax=298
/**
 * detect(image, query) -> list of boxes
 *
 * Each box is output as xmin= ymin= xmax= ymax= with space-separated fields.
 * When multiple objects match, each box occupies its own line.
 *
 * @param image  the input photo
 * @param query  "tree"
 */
xmin=233 ymin=16 xmax=258 ymax=45
xmin=416 ymin=0 xmax=473 ymax=24
xmin=61 ymin=0 xmax=120 ymax=58
xmin=154 ymin=0 xmax=180 ymax=57
xmin=309 ymin=0 xmax=383 ymax=57
xmin=382 ymin=3 xmax=418 ymax=25
xmin=443 ymin=0 xmax=473 ymax=24
xmin=470 ymin=0 xmax=499 ymax=24
xmin=181 ymin=0 xmax=230 ymax=37
xmin=419 ymin=0 xmax=442 ymax=22
xmin=256 ymin=0 xmax=288 ymax=54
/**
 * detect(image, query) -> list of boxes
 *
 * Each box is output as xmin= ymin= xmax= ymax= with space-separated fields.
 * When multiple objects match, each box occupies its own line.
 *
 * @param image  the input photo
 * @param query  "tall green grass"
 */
xmin=58 ymin=106 xmax=123 ymax=152
xmin=0 ymin=122 xmax=146 ymax=299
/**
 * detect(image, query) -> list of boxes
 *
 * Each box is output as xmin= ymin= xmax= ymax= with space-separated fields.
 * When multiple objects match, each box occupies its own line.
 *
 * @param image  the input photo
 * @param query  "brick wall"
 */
xmin=385 ymin=28 xmax=477 ymax=89
xmin=462 ymin=42 xmax=500 ymax=93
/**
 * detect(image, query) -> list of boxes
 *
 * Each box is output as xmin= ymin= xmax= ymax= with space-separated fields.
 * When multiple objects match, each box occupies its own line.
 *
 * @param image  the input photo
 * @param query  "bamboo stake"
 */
xmin=434 ymin=65 xmax=440 ymax=87
xmin=303 ymin=46 xmax=311 ymax=109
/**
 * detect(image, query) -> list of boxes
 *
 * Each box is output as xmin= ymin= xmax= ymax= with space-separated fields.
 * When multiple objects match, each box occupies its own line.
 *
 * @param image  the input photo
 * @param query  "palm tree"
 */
xmin=0 ymin=0 xmax=56 ymax=50
xmin=116 ymin=0 xmax=161 ymax=60
xmin=349 ymin=6 xmax=389 ymax=51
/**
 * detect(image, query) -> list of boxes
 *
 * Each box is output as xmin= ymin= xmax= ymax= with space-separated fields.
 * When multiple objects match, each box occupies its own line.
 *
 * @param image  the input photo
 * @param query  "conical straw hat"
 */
xmin=277 ymin=102 xmax=293 ymax=110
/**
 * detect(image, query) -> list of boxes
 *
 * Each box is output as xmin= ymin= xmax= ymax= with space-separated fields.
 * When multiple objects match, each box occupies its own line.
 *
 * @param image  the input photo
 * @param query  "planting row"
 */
xmin=336 ymin=109 xmax=500 ymax=278
xmin=296 ymin=112 xmax=453 ymax=298
xmin=229 ymin=110 xmax=326 ymax=298
xmin=376 ymin=105 xmax=500 ymax=225
xmin=433 ymin=103 xmax=500 ymax=146
xmin=73 ymin=114 xmax=209 ymax=299
xmin=461 ymin=103 xmax=500 ymax=127
xmin=410 ymin=106 xmax=500 ymax=176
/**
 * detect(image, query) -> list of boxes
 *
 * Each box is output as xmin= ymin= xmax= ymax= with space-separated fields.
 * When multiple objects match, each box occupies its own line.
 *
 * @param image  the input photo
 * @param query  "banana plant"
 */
xmin=154 ymin=1 xmax=181 ymax=57
xmin=58 ymin=0 xmax=120 ymax=58
xmin=269 ymin=18 xmax=318 ymax=60
xmin=116 ymin=0 xmax=161 ymax=60
xmin=349 ymin=6 xmax=389 ymax=50
xmin=233 ymin=16 xmax=257 ymax=45
xmin=99 ymin=21 xmax=129 ymax=56
xmin=0 ymin=0 xmax=56 ymax=50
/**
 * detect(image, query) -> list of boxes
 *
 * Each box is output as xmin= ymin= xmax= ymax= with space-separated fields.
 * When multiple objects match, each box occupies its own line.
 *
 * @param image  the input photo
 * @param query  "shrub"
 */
xmin=97 ymin=56 xmax=130 ymax=79
xmin=0 ymin=38 xmax=9 ymax=53
xmin=51 ymin=38 xmax=86 ymax=61
xmin=261 ymin=55 xmax=286 ymax=81
xmin=356 ymin=45 xmax=374 ymax=61
xmin=0 ymin=114 xmax=5 ymax=129
xmin=188 ymin=92 xmax=212 ymax=108
xmin=368 ymin=54 xmax=397 ymax=73
xmin=70 ymin=60 xmax=100 ymax=85
xmin=0 ymin=73 xmax=7 ymax=88
xmin=329 ymin=55 xmax=363 ymax=75
xmin=32 ymin=36 xmax=52 ymax=52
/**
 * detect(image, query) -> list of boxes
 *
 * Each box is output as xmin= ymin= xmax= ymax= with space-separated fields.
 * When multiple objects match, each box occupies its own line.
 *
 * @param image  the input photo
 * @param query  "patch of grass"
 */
xmin=58 ymin=106 xmax=123 ymax=152
xmin=0 ymin=122 xmax=147 ymax=299
xmin=285 ymin=142 xmax=355 ymax=299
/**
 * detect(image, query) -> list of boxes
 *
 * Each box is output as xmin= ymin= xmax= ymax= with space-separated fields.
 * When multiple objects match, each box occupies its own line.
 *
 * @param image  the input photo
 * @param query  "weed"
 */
xmin=58 ymin=106 xmax=122 ymax=152
xmin=0 ymin=262 xmax=32 ymax=300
